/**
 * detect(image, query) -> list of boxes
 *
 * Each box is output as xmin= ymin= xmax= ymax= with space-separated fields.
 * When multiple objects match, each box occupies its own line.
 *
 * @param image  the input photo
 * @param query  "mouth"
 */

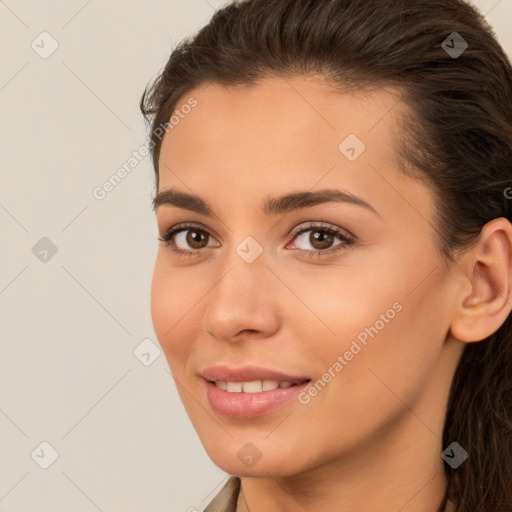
xmin=200 ymin=366 xmax=311 ymax=419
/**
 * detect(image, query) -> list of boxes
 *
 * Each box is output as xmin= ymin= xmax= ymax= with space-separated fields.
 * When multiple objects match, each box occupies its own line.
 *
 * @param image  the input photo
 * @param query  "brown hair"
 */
xmin=140 ymin=1 xmax=512 ymax=510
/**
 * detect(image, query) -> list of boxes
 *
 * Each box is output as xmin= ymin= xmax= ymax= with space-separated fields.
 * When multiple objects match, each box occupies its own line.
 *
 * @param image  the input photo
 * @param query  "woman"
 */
xmin=140 ymin=0 xmax=512 ymax=510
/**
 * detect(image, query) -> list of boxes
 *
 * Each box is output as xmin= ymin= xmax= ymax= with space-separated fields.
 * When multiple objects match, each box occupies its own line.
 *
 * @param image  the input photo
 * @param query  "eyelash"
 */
xmin=158 ymin=222 xmax=355 ymax=259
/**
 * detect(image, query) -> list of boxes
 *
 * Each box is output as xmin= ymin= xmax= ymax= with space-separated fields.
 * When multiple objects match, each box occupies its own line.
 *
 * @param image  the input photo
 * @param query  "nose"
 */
xmin=202 ymin=249 xmax=281 ymax=343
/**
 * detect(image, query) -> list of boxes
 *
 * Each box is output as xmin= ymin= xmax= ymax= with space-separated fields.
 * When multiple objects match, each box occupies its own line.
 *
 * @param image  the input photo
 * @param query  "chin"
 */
xmin=203 ymin=441 xmax=310 ymax=478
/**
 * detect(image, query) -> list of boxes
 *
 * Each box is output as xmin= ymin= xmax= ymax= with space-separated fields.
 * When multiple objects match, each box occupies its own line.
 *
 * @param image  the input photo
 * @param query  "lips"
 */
xmin=201 ymin=365 xmax=311 ymax=419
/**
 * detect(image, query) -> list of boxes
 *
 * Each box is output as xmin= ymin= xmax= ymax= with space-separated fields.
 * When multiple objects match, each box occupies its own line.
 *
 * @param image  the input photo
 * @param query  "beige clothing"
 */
xmin=203 ymin=476 xmax=241 ymax=512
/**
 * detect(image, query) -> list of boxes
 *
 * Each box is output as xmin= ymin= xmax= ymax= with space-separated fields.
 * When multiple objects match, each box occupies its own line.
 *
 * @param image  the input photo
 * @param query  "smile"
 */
xmin=204 ymin=378 xmax=311 ymax=419
xmin=200 ymin=365 xmax=311 ymax=418
xmin=214 ymin=380 xmax=300 ymax=392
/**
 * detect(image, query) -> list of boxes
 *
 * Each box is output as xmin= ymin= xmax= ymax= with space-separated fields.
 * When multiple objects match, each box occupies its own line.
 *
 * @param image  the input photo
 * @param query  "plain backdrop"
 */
xmin=1 ymin=1 xmax=511 ymax=511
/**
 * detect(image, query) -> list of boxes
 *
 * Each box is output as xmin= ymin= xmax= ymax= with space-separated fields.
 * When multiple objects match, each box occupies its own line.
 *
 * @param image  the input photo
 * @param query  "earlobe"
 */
xmin=450 ymin=218 xmax=512 ymax=343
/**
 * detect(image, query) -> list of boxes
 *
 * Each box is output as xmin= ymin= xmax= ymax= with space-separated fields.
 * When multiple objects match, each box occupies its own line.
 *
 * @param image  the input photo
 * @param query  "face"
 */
xmin=151 ymin=76 xmax=460 ymax=477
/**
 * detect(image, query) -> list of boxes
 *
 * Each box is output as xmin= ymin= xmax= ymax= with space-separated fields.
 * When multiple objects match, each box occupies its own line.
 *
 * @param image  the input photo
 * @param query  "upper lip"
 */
xmin=201 ymin=365 xmax=310 ymax=383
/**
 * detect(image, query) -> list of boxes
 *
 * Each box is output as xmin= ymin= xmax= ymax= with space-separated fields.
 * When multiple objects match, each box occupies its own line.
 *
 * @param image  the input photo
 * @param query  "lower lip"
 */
xmin=204 ymin=379 xmax=310 ymax=419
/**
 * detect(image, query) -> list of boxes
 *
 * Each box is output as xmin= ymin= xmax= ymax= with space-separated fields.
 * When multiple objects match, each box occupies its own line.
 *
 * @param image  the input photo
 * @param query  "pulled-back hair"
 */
xmin=140 ymin=1 xmax=512 ymax=510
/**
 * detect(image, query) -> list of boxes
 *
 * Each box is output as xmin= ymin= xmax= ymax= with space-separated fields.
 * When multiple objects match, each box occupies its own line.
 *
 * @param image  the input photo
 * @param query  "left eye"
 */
xmin=290 ymin=226 xmax=353 ymax=252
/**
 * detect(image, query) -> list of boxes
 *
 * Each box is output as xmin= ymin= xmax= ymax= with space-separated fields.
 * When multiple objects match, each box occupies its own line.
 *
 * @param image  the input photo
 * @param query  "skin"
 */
xmin=151 ymin=76 xmax=512 ymax=512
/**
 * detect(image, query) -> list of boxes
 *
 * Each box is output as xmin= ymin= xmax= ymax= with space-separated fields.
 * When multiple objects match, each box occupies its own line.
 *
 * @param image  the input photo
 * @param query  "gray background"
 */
xmin=0 ymin=1 xmax=511 ymax=511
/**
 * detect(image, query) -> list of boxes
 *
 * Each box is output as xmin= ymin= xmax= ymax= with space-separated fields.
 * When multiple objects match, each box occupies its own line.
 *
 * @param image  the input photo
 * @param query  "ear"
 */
xmin=450 ymin=217 xmax=512 ymax=343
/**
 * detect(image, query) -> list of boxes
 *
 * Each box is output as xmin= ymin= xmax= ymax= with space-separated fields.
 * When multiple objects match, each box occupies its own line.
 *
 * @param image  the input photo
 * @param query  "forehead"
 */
xmin=163 ymin=76 xmax=404 ymax=149
xmin=157 ymin=76 xmax=433 ymax=225
xmin=159 ymin=75 xmax=405 ymax=172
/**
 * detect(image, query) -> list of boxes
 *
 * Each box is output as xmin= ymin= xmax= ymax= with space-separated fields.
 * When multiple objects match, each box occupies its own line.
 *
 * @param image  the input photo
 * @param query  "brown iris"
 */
xmin=186 ymin=229 xmax=208 ymax=249
xmin=309 ymin=229 xmax=335 ymax=250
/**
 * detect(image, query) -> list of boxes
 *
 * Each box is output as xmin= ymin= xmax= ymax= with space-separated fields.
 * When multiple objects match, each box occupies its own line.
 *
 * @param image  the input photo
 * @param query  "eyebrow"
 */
xmin=152 ymin=187 xmax=381 ymax=217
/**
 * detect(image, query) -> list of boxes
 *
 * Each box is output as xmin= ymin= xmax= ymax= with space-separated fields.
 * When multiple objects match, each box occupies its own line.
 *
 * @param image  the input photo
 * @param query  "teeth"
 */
xmin=242 ymin=380 xmax=262 ymax=393
xmin=216 ymin=380 xmax=227 ymax=390
xmin=262 ymin=380 xmax=279 ymax=391
xmin=216 ymin=380 xmax=299 ymax=393
xmin=226 ymin=382 xmax=243 ymax=392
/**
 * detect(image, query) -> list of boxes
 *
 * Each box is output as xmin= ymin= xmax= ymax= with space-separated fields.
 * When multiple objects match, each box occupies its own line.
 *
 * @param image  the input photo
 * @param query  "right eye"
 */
xmin=158 ymin=223 xmax=220 ymax=257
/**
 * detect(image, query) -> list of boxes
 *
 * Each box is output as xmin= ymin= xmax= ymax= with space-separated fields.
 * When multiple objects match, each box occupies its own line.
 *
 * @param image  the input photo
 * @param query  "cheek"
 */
xmin=297 ymin=249 xmax=446 ymax=401
xmin=289 ymin=258 xmax=402 ymax=358
xmin=150 ymin=257 xmax=197 ymax=365
xmin=349 ymin=293 xmax=445 ymax=420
